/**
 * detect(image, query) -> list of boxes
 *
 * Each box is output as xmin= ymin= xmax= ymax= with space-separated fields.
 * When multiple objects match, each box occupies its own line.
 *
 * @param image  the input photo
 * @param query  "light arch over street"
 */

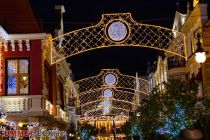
xmin=74 ymin=69 xmax=149 ymax=121
xmin=51 ymin=13 xmax=186 ymax=64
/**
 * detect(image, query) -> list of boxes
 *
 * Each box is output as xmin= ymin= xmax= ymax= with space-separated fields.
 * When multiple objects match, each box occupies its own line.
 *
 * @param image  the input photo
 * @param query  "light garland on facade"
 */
xmin=0 ymin=41 xmax=2 ymax=94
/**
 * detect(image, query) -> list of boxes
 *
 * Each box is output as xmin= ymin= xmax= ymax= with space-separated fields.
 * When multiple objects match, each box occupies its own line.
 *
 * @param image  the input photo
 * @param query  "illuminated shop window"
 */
xmin=7 ymin=59 xmax=29 ymax=95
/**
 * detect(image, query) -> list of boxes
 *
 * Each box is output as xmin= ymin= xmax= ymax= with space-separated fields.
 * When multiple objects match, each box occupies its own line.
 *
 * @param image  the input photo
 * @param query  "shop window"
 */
xmin=6 ymin=59 xmax=29 ymax=95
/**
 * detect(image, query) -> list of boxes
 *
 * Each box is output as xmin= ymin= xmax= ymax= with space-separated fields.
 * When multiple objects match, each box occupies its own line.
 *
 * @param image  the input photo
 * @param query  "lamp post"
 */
xmin=194 ymin=29 xmax=208 ymax=98
xmin=194 ymin=28 xmax=209 ymax=140
xmin=194 ymin=32 xmax=208 ymax=64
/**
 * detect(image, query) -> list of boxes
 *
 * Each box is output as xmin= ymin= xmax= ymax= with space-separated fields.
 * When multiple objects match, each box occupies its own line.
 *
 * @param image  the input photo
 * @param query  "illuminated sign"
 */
xmin=2 ymin=130 xmax=33 ymax=137
xmin=0 ymin=130 xmax=66 ymax=138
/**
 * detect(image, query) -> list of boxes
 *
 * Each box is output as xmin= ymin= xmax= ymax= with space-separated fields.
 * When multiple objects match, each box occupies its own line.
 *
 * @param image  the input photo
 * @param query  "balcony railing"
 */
xmin=1 ymin=95 xmax=42 ymax=113
xmin=1 ymin=95 xmax=53 ymax=115
xmin=167 ymin=56 xmax=186 ymax=70
xmin=55 ymin=105 xmax=69 ymax=123
xmin=45 ymin=100 xmax=53 ymax=115
xmin=2 ymin=97 xmax=26 ymax=112
xmin=1 ymin=95 xmax=69 ymax=123
xmin=60 ymin=108 xmax=68 ymax=122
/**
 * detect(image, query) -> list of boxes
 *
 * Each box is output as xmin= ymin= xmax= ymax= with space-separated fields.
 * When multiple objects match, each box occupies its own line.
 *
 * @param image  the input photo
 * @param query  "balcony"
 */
xmin=1 ymin=95 xmax=53 ymax=116
xmin=55 ymin=105 xmax=69 ymax=123
xmin=45 ymin=99 xmax=53 ymax=115
xmin=168 ymin=56 xmax=186 ymax=70
xmin=167 ymin=56 xmax=186 ymax=77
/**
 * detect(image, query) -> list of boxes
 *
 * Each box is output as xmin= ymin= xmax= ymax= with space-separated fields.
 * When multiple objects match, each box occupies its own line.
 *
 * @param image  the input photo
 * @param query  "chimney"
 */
xmin=54 ymin=5 xmax=65 ymax=37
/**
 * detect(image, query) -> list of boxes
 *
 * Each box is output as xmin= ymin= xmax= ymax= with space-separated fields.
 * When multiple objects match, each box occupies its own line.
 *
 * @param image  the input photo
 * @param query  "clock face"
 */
xmin=107 ymin=21 xmax=128 ymax=42
xmin=104 ymin=73 xmax=117 ymax=85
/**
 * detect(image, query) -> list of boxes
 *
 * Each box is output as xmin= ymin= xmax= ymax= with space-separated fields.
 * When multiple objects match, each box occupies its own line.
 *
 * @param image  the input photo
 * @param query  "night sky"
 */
xmin=30 ymin=0 xmax=188 ymax=80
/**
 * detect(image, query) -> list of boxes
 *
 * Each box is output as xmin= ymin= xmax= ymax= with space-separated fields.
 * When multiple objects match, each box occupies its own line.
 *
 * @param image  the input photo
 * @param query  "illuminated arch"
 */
xmin=51 ymin=13 xmax=186 ymax=64
xmin=74 ymin=69 xmax=149 ymax=121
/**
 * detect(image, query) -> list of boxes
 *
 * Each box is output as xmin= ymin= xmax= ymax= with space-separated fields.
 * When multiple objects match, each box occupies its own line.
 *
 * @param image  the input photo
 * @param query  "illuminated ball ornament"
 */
xmin=104 ymin=73 xmax=117 ymax=85
xmin=107 ymin=21 xmax=128 ymax=42
xmin=103 ymin=107 xmax=110 ymax=115
xmin=104 ymin=99 xmax=111 ymax=107
xmin=103 ymin=88 xmax=113 ymax=98
xmin=195 ymin=52 xmax=207 ymax=63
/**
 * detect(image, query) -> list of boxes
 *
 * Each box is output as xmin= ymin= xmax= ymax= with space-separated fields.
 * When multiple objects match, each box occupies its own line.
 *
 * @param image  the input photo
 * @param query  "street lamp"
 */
xmin=194 ymin=32 xmax=208 ymax=64
xmin=194 ymin=28 xmax=209 ymax=99
xmin=194 ymin=28 xmax=209 ymax=139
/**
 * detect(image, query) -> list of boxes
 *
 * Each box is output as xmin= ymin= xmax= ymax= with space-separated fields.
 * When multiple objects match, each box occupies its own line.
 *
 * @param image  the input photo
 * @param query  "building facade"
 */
xmin=0 ymin=28 xmax=78 ymax=139
xmin=202 ymin=1 xmax=210 ymax=98
xmin=0 ymin=0 xmax=80 ymax=139
xmin=148 ymin=1 xmax=209 ymax=98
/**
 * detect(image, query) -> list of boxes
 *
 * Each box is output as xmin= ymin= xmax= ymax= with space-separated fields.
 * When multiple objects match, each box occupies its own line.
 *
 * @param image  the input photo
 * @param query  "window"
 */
xmin=44 ymin=65 xmax=50 ymax=99
xmin=187 ymin=34 xmax=193 ymax=58
xmin=6 ymin=59 xmax=29 ymax=95
xmin=58 ymin=79 xmax=64 ymax=109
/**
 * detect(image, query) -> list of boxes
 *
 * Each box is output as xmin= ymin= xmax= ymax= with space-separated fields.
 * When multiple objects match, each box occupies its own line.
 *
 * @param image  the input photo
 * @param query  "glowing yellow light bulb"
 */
xmin=22 ymin=76 xmax=27 ymax=81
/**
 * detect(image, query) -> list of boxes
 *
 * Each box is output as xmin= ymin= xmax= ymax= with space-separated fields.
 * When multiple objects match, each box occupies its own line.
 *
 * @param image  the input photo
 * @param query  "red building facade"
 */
xmin=0 ymin=30 xmax=76 ymax=140
xmin=2 ymin=38 xmax=42 ymax=96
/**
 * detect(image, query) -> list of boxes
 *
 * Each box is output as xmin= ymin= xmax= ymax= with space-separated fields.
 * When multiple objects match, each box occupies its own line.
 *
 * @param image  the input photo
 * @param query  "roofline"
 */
xmin=8 ymin=33 xmax=50 ymax=40
xmin=0 ymin=26 xmax=9 ymax=40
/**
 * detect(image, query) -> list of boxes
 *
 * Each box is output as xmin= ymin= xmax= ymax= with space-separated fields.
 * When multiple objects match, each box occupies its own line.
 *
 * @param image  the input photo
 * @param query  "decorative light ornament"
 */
xmin=195 ymin=52 xmax=207 ymax=64
xmin=84 ymin=112 xmax=88 ymax=118
xmin=104 ymin=99 xmax=111 ymax=107
xmin=69 ymin=133 xmax=74 ymax=137
xmin=22 ymin=76 xmax=27 ymax=81
xmin=156 ymin=104 xmax=193 ymax=138
xmin=103 ymin=107 xmax=110 ymax=115
xmin=107 ymin=21 xmax=128 ymax=42
xmin=18 ymin=122 xmax=24 ymax=127
xmin=103 ymin=88 xmax=113 ymax=98
xmin=104 ymin=73 xmax=117 ymax=85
